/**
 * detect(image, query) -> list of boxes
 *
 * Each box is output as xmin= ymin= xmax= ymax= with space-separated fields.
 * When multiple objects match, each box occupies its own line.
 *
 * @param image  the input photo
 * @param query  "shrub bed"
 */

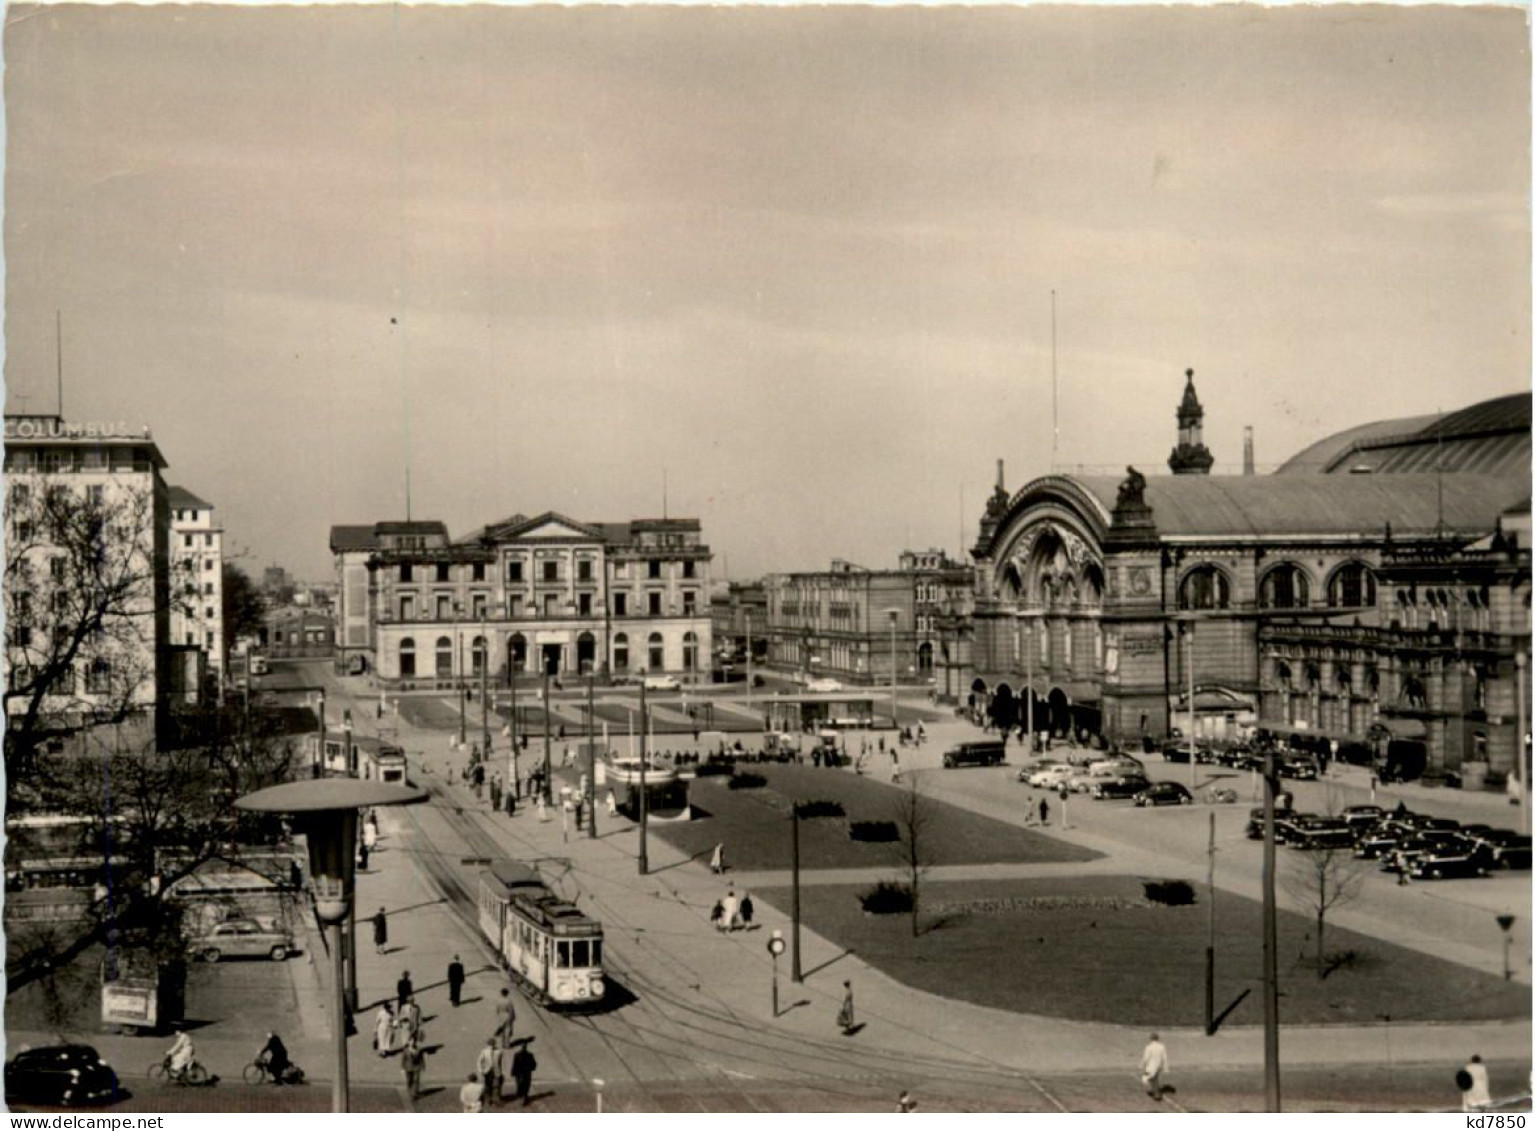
xmin=727 ymin=772 xmax=768 ymax=790
xmin=850 ymin=820 xmax=899 ymax=843
xmin=1142 ymin=879 xmax=1197 ymax=906
xmin=859 ymin=881 xmax=914 ymax=914
xmin=793 ymin=799 xmax=846 ymax=819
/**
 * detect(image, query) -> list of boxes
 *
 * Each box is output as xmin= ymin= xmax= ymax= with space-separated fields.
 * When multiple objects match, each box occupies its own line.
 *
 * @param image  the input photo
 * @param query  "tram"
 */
xmin=476 ymin=861 xmax=605 ymax=1009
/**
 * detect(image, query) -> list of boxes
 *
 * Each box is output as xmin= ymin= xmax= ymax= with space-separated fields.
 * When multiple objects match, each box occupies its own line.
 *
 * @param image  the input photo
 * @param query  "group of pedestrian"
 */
xmin=372 ymin=989 xmax=424 ymax=1070
xmin=710 ymin=889 xmax=754 ymax=932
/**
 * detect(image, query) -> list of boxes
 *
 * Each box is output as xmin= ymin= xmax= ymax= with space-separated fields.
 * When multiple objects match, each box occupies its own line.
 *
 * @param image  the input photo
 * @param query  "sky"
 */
xmin=3 ymin=4 xmax=1528 ymax=582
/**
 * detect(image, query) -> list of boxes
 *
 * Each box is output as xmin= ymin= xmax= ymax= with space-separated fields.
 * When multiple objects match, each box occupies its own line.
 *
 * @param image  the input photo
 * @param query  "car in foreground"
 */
xmin=188 ymin=918 xmax=295 ymax=962
xmin=1134 ymin=782 xmax=1193 ymax=807
xmin=5 ymin=1045 xmax=122 ymax=1107
xmin=1093 ymin=775 xmax=1151 ymax=800
xmin=1408 ymin=837 xmax=1493 ymax=880
xmin=805 ymin=677 xmax=844 ymax=693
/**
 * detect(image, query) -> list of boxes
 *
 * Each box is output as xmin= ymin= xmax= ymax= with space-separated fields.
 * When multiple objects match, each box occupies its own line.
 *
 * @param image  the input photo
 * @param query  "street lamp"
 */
xmin=638 ymin=673 xmax=650 ymax=875
xmin=454 ymin=600 xmax=466 ymax=749
xmin=1497 ymin=914 xmax=1517 ymax=980
xmin=235 ymin=779 xmax=426 ymax=1113
xmin=1015 ymin=610 xmax=1035 ymax=757
xmin=767 ymin=929 xmax=786 ymax=1017
xmin=480 ymin=608 xmax=490 ymax=761
xmin=884 ymin=609 xmax=901 ymax=732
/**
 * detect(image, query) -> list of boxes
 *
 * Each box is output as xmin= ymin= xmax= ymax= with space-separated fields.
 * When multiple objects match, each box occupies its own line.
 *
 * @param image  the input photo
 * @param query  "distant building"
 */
xmin=261 ymin=607 xmax=335 ymax=660
xmin=763 ymin=551 xmax=972 ymax=686
xmin=329 ymin=512 xmax=713 ymax=686
xmin=710 ymin=581 xmax=768 ymax=664
xmin=262 ymin=565 xmax=291 ymax=595
xmin=4 ymin=414 xmax=172 ymax=742
xmin=167 ymin=486 xmax=224 ymax=695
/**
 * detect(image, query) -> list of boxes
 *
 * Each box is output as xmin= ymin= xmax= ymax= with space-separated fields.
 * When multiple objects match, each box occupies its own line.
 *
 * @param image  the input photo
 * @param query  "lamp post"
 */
xmin=1016 ymin=611 xmax=1035 ymax=757
xmin=1516 ymin=651 xmax=1528 ymax=836
xmin=886 ymin=609 xmax=900 ymax=732
xmin=542 ymin=664 xmax=553 ymax=806
xmin=767 ymin=929 xmax=786 ymax=1017
xmin=587 ymin=666 xmax=598 ymax=839
xmin=455 ymin=601 xmax=466 ymax=749
xmin=235 ymin=780 xmax=426 ymax=1113
xmin=509 ymin=653 xmax=520 ymax=798
xmin=790 ymin=804 xmax=803 ymax=983
xmin=480 ymin=610 xmax=490 ymax=760
xmin=638 ymin=674 xmax=650 ymax=875
xmin=1497 ymin=914 xmax=1517 ymax=980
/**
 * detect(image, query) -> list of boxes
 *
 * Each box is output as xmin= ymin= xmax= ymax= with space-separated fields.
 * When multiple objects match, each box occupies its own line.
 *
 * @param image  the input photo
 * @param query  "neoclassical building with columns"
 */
xmin=952 ymin=377 xmax=1530 ymax=784
xmin=330 ymin=512 xmax=713 ymax=689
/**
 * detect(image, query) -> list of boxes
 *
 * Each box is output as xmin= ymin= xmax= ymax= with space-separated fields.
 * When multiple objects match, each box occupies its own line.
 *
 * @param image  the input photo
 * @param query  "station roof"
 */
xmin=1275 ymin=393 xmax=1529 ymax=478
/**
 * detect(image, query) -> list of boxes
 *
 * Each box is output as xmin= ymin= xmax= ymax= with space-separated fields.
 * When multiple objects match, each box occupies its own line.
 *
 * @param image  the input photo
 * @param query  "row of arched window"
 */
xmin=397 ymin=632 xmax=700 ymax=677
xmin=1177 ymin=562 xmax=1376 ymax=611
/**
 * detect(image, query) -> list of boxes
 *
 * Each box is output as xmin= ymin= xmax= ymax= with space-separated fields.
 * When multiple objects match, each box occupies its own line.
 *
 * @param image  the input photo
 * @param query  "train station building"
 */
xmin=952 ymin=377 xmax=1531 ymax=787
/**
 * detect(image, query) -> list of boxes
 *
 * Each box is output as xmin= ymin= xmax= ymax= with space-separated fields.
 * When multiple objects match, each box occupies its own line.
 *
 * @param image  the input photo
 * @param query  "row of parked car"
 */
xmin=1016 ymin=755 xmax=1195 ymax=807
xmin=1245 ymin=803 xmax=1532 ymax=879
xmin=1163 ymin=742 xmax=1320 ymax=780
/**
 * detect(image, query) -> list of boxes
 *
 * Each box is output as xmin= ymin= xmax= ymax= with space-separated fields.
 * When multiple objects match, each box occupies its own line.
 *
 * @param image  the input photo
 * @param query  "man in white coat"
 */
xmin=1141 ymin=1033 xmax=1168 ymax=1101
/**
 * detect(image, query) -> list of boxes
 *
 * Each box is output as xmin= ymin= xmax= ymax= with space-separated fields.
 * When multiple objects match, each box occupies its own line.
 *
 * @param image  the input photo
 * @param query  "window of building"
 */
xmin=205 ymin=631 xmax=214 ymax=648
xmin=1178 ymin=566 xmax=1231 ymax=611
xmin=683 ymin=560 xmax=695 ymax=579
xmin=88 ymin=485 xmax=105 ymax=506
xmin=509 ymin=560 xmax=524 ymax=582
xmin=648 ymin=632 xmax=664 ymax=670
xmin=543 ymin=593 xmax=559 ymax=617
xmin=578 ymin=593 xmax=592 ymax=616
xmin=613 ymin=633 xmax=629 ymax=671
xmin=86 ymin=657 xmax=112 ymax=695
xmin=186 ymin=631 xmax=195 ymax=645
xmin=204 ymin=532 xmax=213 ymax=546
xmin=648 ymin=560 xmax=661 ymax=580
xmin=399 ymin=638 xmax=416 ymax=677
xmin=509 ymin=595 xmax=523 ymax=618
xmin=1259 ymin=564 xmax=1309 ymax=610
xmin=435 ymin=636 xmax=453 ymax=676
xmin=614 ymin=593 xmax=627 ymax=617
xmin=682 ymin=590 xmax=696 ymax=614
xmin=184 ymin=534 xmax=194 ymax=548
xmin=49 ymin=557 xmax=64 ymax=580
xmin=472 ymin=635 xmax=486 ymax=676
xmin=578 ymin=559 xmax=592 ymax=582
xmin=472 ymin=562 xmax=486 ymax=582
xmin=400 ymin=563 xmax=414 ymax=583
xmin=543 ymin=560 xmax=558 ymax=583
xmin=205 ymin=606 xmax=215 ymax=619
xmin=436 ymin=594 xmax=452 ymax=620
xmin=436 ymin=562 xmax=451 ymax=583
xmin=472 ymin=593 xmax=487 ymax=619
xmin=682 ymin=631 xmax=698 ymax=671
xmin=648 ymin=592 xmax=662 ymax=616
xmin=15 ymin=520 xmax=32 ymax=544
xmin=399 ymin=594 xmax=415 ymax=620
xmin=204 ymin=559 xmax=214 ymax=570
xmin=509 ymin=634 xmax=527 ymax=672
xmin=1328 ymin=563 xmax=1377 ymax=609
xmin=204 ymin=582 xmax=214 ymax=596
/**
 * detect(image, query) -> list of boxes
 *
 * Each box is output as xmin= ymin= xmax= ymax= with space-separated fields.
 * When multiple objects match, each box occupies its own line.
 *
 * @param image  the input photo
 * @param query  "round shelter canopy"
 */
xmin=235 ymin=779 xmax=428 ymax=814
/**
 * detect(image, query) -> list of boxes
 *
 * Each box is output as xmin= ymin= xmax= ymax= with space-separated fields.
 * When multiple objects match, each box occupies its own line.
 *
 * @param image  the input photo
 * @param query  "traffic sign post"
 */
xmin=767 ymin=930 xmax=786 ymax=1017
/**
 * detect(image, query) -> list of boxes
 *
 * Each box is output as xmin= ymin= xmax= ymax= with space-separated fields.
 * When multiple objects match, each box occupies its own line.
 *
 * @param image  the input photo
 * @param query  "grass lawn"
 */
xmin=753 ymin=875 xmax=1531 ymax=1027
xmin=648 ymin=764 xmax=1100 ymax=870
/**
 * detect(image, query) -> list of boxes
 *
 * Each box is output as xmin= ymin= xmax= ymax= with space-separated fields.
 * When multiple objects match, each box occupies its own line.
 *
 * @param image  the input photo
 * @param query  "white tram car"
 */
xmin=477 ymin=862 xmax=605 ymax=1008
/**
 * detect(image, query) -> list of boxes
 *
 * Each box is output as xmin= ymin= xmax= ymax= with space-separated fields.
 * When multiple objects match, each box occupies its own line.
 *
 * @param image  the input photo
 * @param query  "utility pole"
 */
xmin=509 ymin=663 xmax=520 ymax=799
xmin=638 ymin=678 xmax=649 ymax=875
xmin=746 ymin=620 xmax=753 ymax=708
xmin=1517 ymin=651 xmax=1529 ymax=836
xmin=1262 ymin=747 xmax=1282 ymax=1111
xmin=791 ymin=803 xmax=803 ymax=982
xmin=1024 ymin=616 xmax=1034 ymax=756
xmin=480 ymin=612 xmax=489 ymax=759
xmin=456 ymin=601 xmax=466 ymax=749
xmin=1205 ymin=809 xmax=1216 ymax=1035
xmin=1187 ymin=620 xmax=1198 ymax=793
xmin=588 ymin=670 xmax=598 ymax=839
xmin=542 ymin=665 xmax=553 ymax=806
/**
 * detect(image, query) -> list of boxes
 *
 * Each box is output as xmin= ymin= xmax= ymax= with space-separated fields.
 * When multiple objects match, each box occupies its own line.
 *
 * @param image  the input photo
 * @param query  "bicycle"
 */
xmin=148 ymin=1058 xmax=210 ymax=1086
xmin=243 ymin=1059 xmax=305 ymax=1086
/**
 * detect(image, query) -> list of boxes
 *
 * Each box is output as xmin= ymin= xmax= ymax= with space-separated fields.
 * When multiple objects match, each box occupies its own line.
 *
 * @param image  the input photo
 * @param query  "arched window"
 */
xmin=576 ymin=632 xmax=596 ymax=674
xmin=648 ymin=632 xmax=664 ymax=671
xmin=435 ymin=635 xmax=453 ymax=676
xmin=1259 ymin=564 xmax=1310 ymax=610
xmin=509 ymin=633 xmax=527 ymax=673
xmin=917 ymin=641 xmax=934 ymax=673
xmin=1328 ymin=563 xmax=1376 ymax=609
xmin=613 ymin=633 xmax=629 ymax=672
xmin=399 ymin=638 xmax=416 ymax=678
xmin=1178 ymin=566 xmax=1230 ymax=611
xmin=682 ymin=631 xmax=699 ymax=672
xmin=471 ymin=635 xmax=486 ymax=676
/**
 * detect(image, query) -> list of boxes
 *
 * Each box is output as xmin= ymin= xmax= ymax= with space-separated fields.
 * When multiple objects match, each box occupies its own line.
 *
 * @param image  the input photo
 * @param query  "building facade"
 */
xmin=710 ymin=580 xmax=769 ymax=665
xmin=953 ymin=378 xmax=1531 ymax=784
xmin=167 ymin=486 xmax=224 ymax=694
xmin=4 ymin=414 xmax=172 ymax=740
xmin=764 ymin=551 xmax=972 ymax=686
xmin=330 ymin=512 xmax=714 ymax=688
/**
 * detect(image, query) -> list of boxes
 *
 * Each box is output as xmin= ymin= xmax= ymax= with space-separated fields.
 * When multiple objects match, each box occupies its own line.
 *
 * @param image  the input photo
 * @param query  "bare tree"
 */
xmin=4 ymin=475 xmax=188 ymax=785
xmin=1282 ymin=845 xmax=1368 ymax=977
xmin=888 ymin=774 xmax=936 ymax=937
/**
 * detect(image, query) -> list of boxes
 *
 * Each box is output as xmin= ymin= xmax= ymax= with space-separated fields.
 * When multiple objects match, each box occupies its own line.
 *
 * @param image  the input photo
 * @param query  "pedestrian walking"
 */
xmin=606 ymin=790 xmax=618 ymax=816
xmin=490 ymin=776 xmax=502 ymax=810
xmin=447 ymin=954 xmax=466 ymax=1007
xmin=506 ymin=789 xmax=517 ymax=817
xmin=400 ymin=1036 xmax=425 ymax=1100
xmin=1060 ymin=792 xmax=1070 ymax=830
xmin=397 ymin=970 xmax=413 ymax=1009
xmin=722 ymin=889 xmax=740 ymax=932
xmin=288 ymin=859 xmax=302 ymax=892
xmin=1459 ymin=1053 xmax=1492 ymax=1111
xmin=1140 ymin=1033 xmax=1168 ymax=1101
xmin=537 ymin=797 xmax=549 ymax=823
xmin=510 ymin=1045 xmax=537 ymax=1106
xmin=740 ymin=892 xmax=754 ymax=928
xmin=1039 ymin=798 xmax=1050 ymax=826
xmin=476 ymin=1037 xmax=502 ymax=1107
xmin=396 ymin=997 xmax=420 ymax=1049
xmin=710 ymin=899 xmax=726 ymax=932
xmin=837 ymin=980 xmax=856 ymax=1034
xmin=891 ymin=750 xmax=901 ymax=784
xmin=1024 ymin=797 xmax=1038 ymax=826
xmin=710 ymin=843 xmax=725 ymax=875
xmin=373 ymin=1002 xmax=395 ymax=1057
xmin=494 ymin=988 xmax=517 ymax=1048
xmin=357 ymin=840 xmax=370 ymax=871
xmin=372 ymin=908 xmax=389 ymax=955
xmin=459 ymin=1072 xmax=485 ymax=1113
xmin=363 ymin=820 xmax=378 ymax=854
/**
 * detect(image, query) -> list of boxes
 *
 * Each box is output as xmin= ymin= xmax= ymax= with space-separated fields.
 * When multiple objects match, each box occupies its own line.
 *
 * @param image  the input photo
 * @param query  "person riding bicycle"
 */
xmin=166 ymin=1031 xmax=196 ymax=1081
xmin=257 ymin=1032 xmax=291 ymax=1084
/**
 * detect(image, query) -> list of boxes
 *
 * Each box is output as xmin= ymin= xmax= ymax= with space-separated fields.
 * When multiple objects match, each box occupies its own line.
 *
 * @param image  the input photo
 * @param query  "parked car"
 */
xmin=941 ymin=740 xmax=1006 ymax=768
xmin=1290 ymin=817 xmax=1354 ymax=851
xmin=1380 ymin=830 xmax=1467 ymax=873
xmin=1161 ymin=744 xmax=1191 ymax=763
xmin=1134 ymin=782 xmax=1194 ymax=807
xmin=1355 ymin=821 xmax=1413 ymax=859
xmin=1408 ymin=837 xmax=1493 ymax=880
xmin=1093 ymin=775 xmax=1151 ymax=800
xmin=188 ymin=918 xmax=295 ymax=962
xmin=1022 ymin=762 xmax=1073 ymax=787
xmin=1339 ymin=805 xmax=1385 ymax=837
xmin=4 ymin=1045 xmax=121 ymax=1107
xmin=642 ymin=675 xmax=681 ymax=691
xmin=1475 ymin=830 xmax=1533 ymax=870
xmin=1273 ymin=810 xmax=1318 ymax=845
xmin=1277 ymin=755 xmax=1319 ymax=781
xmin=806 ymin=677 xmax=844 ymax=693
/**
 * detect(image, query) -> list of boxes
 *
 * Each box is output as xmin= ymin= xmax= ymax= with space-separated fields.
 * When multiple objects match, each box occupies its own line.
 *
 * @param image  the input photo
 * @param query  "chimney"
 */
xmin=996 ymin=458 xmax=1005 ymax=493
xmin=1242 ymin=427 xmax=1255 ymax=476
